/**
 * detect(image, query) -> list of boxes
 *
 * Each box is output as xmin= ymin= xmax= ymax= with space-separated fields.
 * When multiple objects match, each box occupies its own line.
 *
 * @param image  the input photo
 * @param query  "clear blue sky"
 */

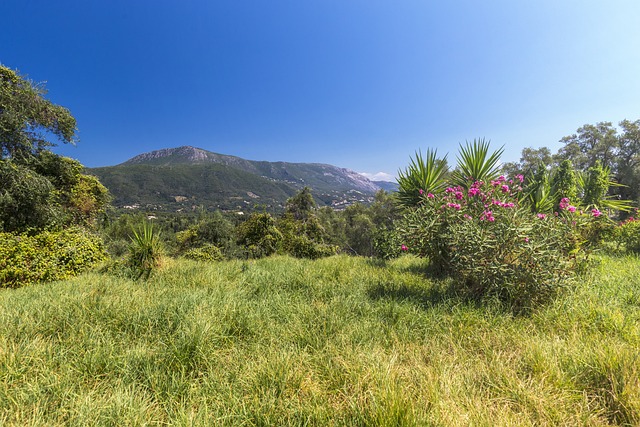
xmin=2 ymin=1 xmax=639 ymax=181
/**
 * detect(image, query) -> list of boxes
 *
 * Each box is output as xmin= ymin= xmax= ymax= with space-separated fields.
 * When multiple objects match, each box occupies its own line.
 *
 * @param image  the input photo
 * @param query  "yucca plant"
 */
xmin=128 ymin=221 xmax=162 ymax=280
xmin=452 ymin=138 xmax=504 ymax=187
xmin=578 ymin=161 xmax=633 ymax=212
xmin=525 ymin=164 xmax=555 ymax=213
xmin=396 ymin=149 xmax=448 ymax=208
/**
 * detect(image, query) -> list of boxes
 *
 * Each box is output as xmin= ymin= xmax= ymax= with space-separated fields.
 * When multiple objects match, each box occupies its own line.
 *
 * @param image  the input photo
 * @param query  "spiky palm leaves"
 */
xmin=396 ymin=149 xmax=448 ymax=208
xmin=453 ymin=138 xmax=504 ymax=187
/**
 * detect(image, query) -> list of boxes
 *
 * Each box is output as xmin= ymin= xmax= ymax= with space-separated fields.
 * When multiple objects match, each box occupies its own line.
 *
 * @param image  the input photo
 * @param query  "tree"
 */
xmin=557 ymin=122 xmax=618 ymax=170
xmin=284 ymin=186 xmax=316 ymax=221
xmin=502 ymin=146 xmax=553 ymax=178
xmin=0 ymin=65 xmax=109 ymax=232
xmin=1 ymin=65 xmax=77 ymax=160
xmin=616 ymin=119 xmax=640 ymax=204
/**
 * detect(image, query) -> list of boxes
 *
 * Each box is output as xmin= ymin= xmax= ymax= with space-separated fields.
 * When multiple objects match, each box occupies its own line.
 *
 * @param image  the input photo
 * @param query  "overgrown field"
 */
xmin=1 ymin=254 xmax=639 ymax=426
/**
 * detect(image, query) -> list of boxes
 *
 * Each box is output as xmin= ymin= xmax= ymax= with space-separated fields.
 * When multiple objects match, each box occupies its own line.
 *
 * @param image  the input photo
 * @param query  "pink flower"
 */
xmin=455 ymin=191 xmax=464 ymax=200
xmin=445 ymin=187 xmax=455 ymax=193
xmin=468 ymin=187 xmax=480 ymax=197
xmin=524 ymin=237 xmax=529 ymax=242
xmin=591 ymin=208 xmax=602 ymax=217
xmin=401 ymin=244 xmax=408 ymax=251
xmin=498 ymin=175 xmax=506 ymax=182
xmin=537 ymin=213 xmax=546 ymax=219
xmin=463 ymin=214 xmax=472 ymax=220
xmin=419 ymin=189 xmax=424 ymax=195
xmin=501 ymin=184 xmax=510 ymax=193
xmin=427 ymin=193 xmax=435 ymax=199
xmin=516 ymin=174 xmax=524 ymax=183
xmin=446 ymin=202 xmax=461 ymax=210
xmin=568 ymin=205 xmax=576 ymax=213
xmin=488 ymin=216 xmax=495 ymax=222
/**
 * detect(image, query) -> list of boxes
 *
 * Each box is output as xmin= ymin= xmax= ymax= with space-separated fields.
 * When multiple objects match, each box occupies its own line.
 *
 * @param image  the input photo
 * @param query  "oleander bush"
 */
xmin=398 ymin=141 xmax=610 ymax=310
xmin=0 ymin=228 xmax=106 ymax=287
xmin=400 ymin=179 xmax=596 ymax=309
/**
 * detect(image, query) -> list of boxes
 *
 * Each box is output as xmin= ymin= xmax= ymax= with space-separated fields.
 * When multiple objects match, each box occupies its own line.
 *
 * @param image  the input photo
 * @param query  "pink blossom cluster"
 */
xmin=480 ymin=210 xmax=495 ymax=222
xmin=559 ymin=197 xmax=576 ymax=212
xmin=591 ymin=208 xmax=602 ymax=218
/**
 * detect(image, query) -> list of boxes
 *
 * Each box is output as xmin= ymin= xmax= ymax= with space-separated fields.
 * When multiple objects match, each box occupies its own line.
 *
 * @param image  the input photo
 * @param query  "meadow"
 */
xmin=1 ymin=254 xmax=639 ymax=426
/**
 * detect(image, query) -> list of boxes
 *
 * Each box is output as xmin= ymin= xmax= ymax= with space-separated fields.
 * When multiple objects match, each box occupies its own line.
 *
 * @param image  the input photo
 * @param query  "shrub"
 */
xmin=0 ymin=228 xmax=106 ymax=287
xmin=183 ymin=244 xmax=224 ymax=262
xmin=400 ymin=177 xmax=596 ymax=309
xmin=614 ymin=216 xmax=640 ymax=253
xmin=236 ymin=213 xmax=282 ymax=258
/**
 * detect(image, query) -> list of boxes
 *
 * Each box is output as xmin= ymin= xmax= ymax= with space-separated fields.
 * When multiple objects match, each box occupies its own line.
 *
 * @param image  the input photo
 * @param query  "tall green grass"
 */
xmin=0 ymin=254 xmax=639 ymax=425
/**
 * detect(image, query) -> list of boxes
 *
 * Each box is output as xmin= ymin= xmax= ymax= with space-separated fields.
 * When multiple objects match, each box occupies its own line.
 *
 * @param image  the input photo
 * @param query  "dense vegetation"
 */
xmin=2 ymin=64 xmax=640 ymax=425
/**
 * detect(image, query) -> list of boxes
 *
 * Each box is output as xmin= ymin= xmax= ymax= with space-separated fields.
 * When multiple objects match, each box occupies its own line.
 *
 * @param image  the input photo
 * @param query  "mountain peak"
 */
xmin=123 ymin=146 xmax=213 ymax=165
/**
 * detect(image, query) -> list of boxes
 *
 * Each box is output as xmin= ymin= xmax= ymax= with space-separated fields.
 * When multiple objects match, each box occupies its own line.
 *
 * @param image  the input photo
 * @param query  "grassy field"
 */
xmin=1 ymin=254 xmax=639 ymax=426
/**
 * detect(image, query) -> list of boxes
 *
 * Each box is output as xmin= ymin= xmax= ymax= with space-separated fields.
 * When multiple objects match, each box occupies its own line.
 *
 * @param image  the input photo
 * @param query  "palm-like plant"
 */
xmin=129 ymin=221 xmax=162 ymax=280
xmin=578 ymin=161 xmax=634 ymax=212
xmin=525 ymin=166 xmax=555 ymax=213
xmin=453 ymin=138 xmax=504 ymax=187
xmin=396 ymin=149 xmax=448 ymax=208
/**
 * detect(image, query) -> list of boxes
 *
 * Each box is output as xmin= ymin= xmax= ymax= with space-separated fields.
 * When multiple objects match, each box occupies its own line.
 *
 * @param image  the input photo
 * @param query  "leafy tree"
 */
xmin=0 ymin=65 xmax=76 ymax=160
xmin=616 ymin=119 xmax=640 ymax=204
xmin=502 ymin=146 xmax=553 ymax=178
xmin=557 ymin=122 xmax=618 ymax=170
xmin=236 ymin=213 xmax=282 ymax=258
xmin=284 ymin=186 xmax=316 ymax=221
xmin=0 ymin=65 xmax=109 ymax=232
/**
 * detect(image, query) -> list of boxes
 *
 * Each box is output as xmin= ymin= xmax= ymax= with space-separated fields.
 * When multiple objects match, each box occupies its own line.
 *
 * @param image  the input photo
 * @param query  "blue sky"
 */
xmin=2 ymin=1 xmax=639 ymax=181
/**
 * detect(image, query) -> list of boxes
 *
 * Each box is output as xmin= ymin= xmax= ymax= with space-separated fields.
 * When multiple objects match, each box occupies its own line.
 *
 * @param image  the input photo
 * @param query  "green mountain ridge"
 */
xmin=88 ymin=146 xmax=395 ymax=212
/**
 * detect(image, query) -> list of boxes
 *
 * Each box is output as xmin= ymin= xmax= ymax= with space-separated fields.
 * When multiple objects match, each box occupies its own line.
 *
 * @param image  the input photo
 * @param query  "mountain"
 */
xmin=88 ymin=146 xmax=393 ymax=212
xmin=372 ymin=180 xmax=399 ymax=192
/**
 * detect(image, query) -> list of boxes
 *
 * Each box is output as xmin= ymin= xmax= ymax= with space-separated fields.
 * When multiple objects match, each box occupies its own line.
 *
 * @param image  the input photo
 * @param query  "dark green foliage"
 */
xmin=279 ymin=188 xmax=337 ymax=259
xmin=0 ymin=228 xmax=106 ymax=287
xmin=0 ymin=159 xmax=55 ymax=232
xmin=182 ymin=244 xmax=224 ymax=262
xmin=0 ymin=154 xmax=110 ymax=233
xmin=284 ymin=186 xmax=316 ymax=220
xmin=236 ymin=213 xmax=282 ymax=258
xmin=582 ymin=161 xmax=610 ymax=208
xmin=551 ymin=160 xmax=578 ymax=210
xmin=0 ymin=65 xmax=76 ymax=159
xmin=175 ymin=211 xmax=237 ymax=256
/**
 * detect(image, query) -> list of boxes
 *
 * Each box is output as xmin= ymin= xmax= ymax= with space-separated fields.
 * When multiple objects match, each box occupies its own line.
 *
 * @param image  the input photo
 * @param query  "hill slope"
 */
xmin=89 ymin=146 xmax=392 ymax=211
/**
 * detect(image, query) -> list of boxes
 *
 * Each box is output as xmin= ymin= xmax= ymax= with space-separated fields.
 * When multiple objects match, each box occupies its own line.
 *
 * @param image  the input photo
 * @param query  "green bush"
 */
xmin=236 ymin=213 xmax=282 ymax=258
xmin=400 ymin=178 xmax=595 ymax=309
xmin=182 ymin=244 xmax=224 ymax=262
xmin=614 ymin=217 xmax=640 ymax=253
xmin=0 ymin=228 xmax=106 ymax=287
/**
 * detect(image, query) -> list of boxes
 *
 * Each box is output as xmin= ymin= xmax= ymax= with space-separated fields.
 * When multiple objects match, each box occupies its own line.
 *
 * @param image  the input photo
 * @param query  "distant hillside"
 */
xmin=88 ymin=146 xmax=393 ymax=212
xmin=372 ymin=180 xmax=399 ymax=192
